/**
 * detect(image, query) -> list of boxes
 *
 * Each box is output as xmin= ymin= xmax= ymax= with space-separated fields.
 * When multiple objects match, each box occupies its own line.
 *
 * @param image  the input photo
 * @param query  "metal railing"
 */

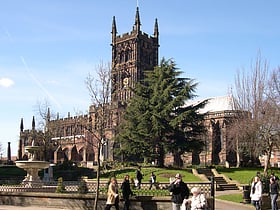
xmin=0 ymin=180 xmax=213 ymax=197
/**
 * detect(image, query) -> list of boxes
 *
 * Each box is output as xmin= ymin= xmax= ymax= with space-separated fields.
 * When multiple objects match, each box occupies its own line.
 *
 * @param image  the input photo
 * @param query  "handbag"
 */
xmin=180 ymin=198 xmax=188 ymax=210
xmin=180 ymin=204 xmax=186 ymax=210
xmin=199 ymin=194 xmax=208 ymax=210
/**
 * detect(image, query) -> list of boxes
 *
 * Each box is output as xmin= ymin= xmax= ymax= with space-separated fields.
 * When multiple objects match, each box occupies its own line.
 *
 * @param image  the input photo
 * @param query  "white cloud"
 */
xmin=0 ymin=78 xmax=14 ymax=87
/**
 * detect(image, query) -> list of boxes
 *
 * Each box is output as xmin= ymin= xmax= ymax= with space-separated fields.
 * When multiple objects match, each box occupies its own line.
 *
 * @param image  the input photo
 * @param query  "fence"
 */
xmin=0 ymin=180 xmax=214 ymax=197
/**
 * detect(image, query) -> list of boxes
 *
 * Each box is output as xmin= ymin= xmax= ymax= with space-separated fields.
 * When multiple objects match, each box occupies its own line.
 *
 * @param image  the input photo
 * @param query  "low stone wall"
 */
xmin=0 ymin=192 xmax=214 ymax=210
xmin=242 ymin=193 xmax=280 ymax=209
xmin=261 ymin=194 xmax=280 ymax=210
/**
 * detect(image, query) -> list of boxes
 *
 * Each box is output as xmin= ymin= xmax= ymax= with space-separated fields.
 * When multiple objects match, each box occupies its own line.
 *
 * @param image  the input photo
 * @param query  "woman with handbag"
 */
xmin=105 ymin=177 xmax=119 ymax=210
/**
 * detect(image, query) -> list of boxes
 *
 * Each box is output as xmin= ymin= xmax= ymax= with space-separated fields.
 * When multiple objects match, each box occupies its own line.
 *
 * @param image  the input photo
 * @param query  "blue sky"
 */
xmin=1 ymin=0 xmax=280 ymax=156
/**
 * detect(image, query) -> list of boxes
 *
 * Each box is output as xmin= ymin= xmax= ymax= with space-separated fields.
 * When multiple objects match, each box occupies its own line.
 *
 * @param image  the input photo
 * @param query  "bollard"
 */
xmin=242 ymin=185 xmax=251 ymax=204
xmin=211 ymin=176 xmax=215 ymax=210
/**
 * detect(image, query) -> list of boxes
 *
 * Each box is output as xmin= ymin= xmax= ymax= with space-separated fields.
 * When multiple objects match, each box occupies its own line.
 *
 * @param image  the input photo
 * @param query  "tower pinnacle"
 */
xmin=32 ymin=116 xmax=35 ymax=130
xmin=112 ymin=16 xmax=117 ymax=44
xmin=133 ymin=7 xmax=141 ymax=32
xmin=154 ymin=18 xmax=159 ymax=38
xmin=20 ymin=118 xmax=24 ymax=132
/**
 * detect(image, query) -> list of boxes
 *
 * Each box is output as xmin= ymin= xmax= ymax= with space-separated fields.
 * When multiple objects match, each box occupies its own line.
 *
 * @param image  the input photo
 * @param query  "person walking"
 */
xmin=105 ymin=177 xmax=119 ymax=210
xmin=168 ymin=173 xmax=190 ymax=210
xmin=121 ymin=175 xmax=133 ymax=210
xmin=250 ymin=176 xmax=262 ymax=210
xmin=149 ymin=172 xmax=156 ymax=190
xmin=136 ymin=166 xmax=143 ymax=189
xmin=270 ymin=177 xmax=279 ymax=210
xmin=271 ymin=172 xmax=279 ymax=182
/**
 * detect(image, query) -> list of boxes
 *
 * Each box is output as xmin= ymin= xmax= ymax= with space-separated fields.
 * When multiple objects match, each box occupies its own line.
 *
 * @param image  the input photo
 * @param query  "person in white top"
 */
xmin=182 ymin=187 xmax=207 ymax=210
xmin=250 ymin=176 xmax=262 ymax=210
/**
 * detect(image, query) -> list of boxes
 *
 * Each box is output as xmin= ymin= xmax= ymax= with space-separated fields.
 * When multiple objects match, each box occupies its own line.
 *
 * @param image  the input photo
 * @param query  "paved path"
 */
xmin=0 ymin=206 xmax=66 ymax=210
xmin=216 ymin=199 xmax=254 ymax=209
xmin=215 ymin=189 xmax=254 ymax=210
xmin=0 ymin=190 xmax=255 ymax=210
xmin=0 ymin=201 xmax=255 ymax=210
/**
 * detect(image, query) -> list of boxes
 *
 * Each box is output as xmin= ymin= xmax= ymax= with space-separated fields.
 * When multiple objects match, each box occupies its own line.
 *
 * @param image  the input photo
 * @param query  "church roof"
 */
xmin=186 ymin=95 xmax=235 ymax=114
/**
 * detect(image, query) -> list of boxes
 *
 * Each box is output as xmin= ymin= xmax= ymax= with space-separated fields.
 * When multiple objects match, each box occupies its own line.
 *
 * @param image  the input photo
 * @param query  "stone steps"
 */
xmin=196 ymin=168 xmax=239 ymax=191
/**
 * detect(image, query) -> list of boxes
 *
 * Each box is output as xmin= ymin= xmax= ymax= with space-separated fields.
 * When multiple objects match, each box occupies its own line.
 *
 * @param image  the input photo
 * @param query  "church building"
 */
xmin=18 ymin=7 xmax=271 ymax=168
xmin=18 ymin=7 xmax=160 ymax=167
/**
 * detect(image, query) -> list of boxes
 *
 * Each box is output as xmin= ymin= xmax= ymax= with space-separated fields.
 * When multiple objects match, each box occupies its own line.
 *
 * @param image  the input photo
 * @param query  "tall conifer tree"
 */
xmin=116 ymin=58 xmax=206 ymax=167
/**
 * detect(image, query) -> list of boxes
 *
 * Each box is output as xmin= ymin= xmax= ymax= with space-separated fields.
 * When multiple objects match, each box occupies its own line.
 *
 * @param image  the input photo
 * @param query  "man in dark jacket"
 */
xmin=168 ymin=173 xmax=189 ymax=210
xmin=136 ymin=166 xmax=143 ymax=189
xmin=121 ymin=175 xmax=133 ymax=210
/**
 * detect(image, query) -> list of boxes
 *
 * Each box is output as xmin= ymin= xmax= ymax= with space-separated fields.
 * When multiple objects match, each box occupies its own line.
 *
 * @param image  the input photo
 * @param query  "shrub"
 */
xmin=78 ymin=179 xmax=88 ymax=194
xmin=56 ymin=177 xmax=66 ymax=193
xmin=53 ymin=161 xmax=95 ymax=181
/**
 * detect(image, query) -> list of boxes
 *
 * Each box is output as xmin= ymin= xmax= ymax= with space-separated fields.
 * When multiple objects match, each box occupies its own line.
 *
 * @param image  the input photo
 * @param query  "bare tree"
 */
xmin=34 ymin=99 xmax=53 ymax=130
xmin=227 ymin=112 xmax=251 ymax=168
xmin=231 ymin=54 xmax=280 ymax=174
xmin=85 ymin=61 xmax=111 ymax=210
xmin=33 ymin=99 xmax=57 ymax=161
xmin=262 ymin=67 xmax=280 ymax=170
xmin=270 ymin=67 xmax=280 ymax=100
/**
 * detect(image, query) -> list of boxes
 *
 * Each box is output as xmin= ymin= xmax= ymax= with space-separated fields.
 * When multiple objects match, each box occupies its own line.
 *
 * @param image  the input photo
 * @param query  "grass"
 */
xmin=216 ymin=193 xmax=244 ymax=203
xmin=216 ymin=167 xmax=280 ymax=184
xmin=216 ymin=167 xmax=261 ymax=184
xmin=100 ymin=167 xmax=200 ymax=197
xmin=101 ymin=167 xmax=201 ymax=182
xmin=103 ymin=166 xmax=254 ymax=203
xmin=215 ymin=167 xmax=280 ymax=204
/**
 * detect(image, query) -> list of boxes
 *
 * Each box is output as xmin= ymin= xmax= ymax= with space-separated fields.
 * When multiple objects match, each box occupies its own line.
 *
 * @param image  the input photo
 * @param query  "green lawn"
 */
xmin=215 ymin=167 xmax=280 ymax=204
xmin=216 ymin=167 xmax=260 ymax=184
xmin=101 ymin=167 xmax=201 ymax=182
xmin=104 ymin=166 xmax=279 ymax=185
xmin=215 ymin=168 xmax=254 ymax=203
xmin=216 ymin=167 xmax=279 ymax=184
xmin=216 ymin=193 xmax=244 ymax=203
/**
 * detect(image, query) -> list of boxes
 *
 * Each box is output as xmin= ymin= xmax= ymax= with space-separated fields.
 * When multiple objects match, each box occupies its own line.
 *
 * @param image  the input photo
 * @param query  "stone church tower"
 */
xmin=111 ymin=7 xmax=159 ymax=103
xmin=97 ymin=7 xmax=160 ymax=161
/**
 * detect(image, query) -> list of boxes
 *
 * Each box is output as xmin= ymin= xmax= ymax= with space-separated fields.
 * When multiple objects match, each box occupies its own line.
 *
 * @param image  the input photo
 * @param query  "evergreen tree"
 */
xmin=116 ymin=58 xmax=206 ymax=167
